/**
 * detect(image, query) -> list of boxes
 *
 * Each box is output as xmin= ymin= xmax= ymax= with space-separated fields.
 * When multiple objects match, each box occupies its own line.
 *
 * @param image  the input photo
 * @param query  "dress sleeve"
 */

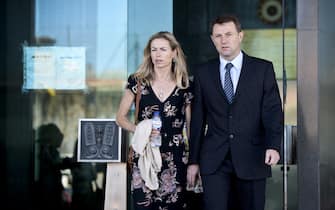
xmin=126 ymin=74 xmax=137 ymax=95
xmin=184 ymin=80 xmax=194 ymax=105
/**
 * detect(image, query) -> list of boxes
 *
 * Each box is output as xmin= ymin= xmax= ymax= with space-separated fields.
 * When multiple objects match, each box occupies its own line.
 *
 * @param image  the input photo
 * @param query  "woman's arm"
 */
xmin=116 ymin=89 xmax=136 ymax=133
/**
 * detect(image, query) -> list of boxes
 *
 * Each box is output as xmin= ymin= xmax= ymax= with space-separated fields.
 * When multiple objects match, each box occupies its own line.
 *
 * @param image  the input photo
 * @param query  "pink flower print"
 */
xmin=132 ymin=167 xmax=144 ymax=189
xmin=160 ymin=169 xmax=177 ymax=195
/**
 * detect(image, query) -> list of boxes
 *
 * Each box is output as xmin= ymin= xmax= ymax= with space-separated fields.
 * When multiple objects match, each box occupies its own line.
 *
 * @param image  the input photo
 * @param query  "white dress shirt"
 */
xmin=219 ymin=51 xmax=243 ymax=94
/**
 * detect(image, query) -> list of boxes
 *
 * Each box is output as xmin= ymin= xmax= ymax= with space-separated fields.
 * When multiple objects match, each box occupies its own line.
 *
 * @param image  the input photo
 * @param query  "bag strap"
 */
xmin=128 ymin=80 xmax=141 ymax=171
xmin=134 ymin=80 xmax=142 ymax=124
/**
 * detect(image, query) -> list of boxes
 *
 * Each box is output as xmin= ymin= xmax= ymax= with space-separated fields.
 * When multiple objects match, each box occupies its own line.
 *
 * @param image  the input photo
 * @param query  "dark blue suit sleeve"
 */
xmin=189 ymin=68 xmax=206 ymax=165
xmin=261 ymin=63 xmax=283 ymax=152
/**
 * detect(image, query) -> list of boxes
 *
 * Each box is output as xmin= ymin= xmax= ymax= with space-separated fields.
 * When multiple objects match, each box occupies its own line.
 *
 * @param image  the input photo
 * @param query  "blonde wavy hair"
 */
xmin=133 ymin=31 xmax=189 ymax=89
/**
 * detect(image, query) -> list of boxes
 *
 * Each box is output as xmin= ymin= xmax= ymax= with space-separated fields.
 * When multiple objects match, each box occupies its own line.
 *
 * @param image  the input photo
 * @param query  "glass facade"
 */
xmin=33 ymin=0 xmax=173 ymax=154
xmin=2 ymin=0 xmax=298 ymax=209
xmin=32 ymin=0 xmax=173 ymax=209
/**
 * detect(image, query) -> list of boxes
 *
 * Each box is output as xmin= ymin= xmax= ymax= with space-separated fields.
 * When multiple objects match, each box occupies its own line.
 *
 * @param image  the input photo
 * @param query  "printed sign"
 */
xmin=23 ymin=46 xmax=86 ymax=90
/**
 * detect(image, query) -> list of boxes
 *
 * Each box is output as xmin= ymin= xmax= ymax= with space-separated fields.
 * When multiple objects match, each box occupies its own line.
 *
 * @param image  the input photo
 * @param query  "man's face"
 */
xmin=211 ymin=22 xmax=243 ymax=61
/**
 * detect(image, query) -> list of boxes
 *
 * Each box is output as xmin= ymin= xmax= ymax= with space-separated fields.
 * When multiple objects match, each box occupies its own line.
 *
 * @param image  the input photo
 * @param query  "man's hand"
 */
xmin=187 ymin=164 xmax=200 ymax=187
xmin=265 ymin=149 xmax=280 ymax=165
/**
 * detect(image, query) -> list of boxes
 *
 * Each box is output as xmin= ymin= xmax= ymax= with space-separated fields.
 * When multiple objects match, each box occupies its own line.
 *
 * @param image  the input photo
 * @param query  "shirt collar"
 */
xmin=219 ymin=51 xmax=243 ymax=70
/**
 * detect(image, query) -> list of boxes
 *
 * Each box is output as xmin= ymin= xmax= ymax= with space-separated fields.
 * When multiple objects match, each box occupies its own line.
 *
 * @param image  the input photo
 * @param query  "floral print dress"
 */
xmin=127 ymin=75 xmax=193 ymax=210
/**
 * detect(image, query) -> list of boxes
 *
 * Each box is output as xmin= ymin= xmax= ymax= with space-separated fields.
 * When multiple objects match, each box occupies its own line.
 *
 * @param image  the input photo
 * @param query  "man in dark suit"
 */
xmin=187 ymin=15 xmax=283 ymax=210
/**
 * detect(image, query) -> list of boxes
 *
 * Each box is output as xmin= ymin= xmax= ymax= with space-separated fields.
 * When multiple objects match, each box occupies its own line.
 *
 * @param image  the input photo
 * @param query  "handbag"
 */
xmin=127 ymin=80 xmax=142 ymax=172
xmin=134 ymin=80 xmax=141 ymax=124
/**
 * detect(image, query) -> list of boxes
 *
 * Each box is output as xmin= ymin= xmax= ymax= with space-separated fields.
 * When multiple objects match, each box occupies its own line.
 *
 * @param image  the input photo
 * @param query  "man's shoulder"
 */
xmin=244 ymin=52 xmax=273 ymax=66
xmin=204 ymin=57 xmax=219 ymax=65
xmin=194 ymin=58 xmax=219 ymax=73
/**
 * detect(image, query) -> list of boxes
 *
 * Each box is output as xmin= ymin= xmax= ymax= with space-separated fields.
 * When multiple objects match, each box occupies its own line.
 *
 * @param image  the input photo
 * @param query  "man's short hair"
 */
xmin=210 ymin=15 xmax=242 ymax=34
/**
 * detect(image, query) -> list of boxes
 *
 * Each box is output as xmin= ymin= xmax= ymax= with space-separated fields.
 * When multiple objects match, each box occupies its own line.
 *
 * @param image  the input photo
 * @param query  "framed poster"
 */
xmin=78 ymin=119 xmax=121 ymax=162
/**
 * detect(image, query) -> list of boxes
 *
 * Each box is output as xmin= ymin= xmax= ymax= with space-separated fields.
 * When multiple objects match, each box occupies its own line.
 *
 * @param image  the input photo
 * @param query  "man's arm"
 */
xmin=261 ymin=62 xmax=283 ymax=164
xmin=187 ymin=68 xmax=205 ymax=186
xmin=188 ymin=68 xmax=205 ymax=165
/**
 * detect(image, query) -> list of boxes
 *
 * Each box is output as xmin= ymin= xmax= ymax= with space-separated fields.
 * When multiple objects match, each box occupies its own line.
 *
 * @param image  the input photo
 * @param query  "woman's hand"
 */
xmin=150 ymin=128 xmax=160 ymax=139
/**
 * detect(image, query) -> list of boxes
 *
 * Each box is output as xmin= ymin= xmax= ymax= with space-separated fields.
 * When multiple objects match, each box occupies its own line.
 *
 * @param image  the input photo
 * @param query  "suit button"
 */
xmin=229 ymin=115 xmax=233 ymax=119
xmin=229 ymin=134 xmax=234 ymax=139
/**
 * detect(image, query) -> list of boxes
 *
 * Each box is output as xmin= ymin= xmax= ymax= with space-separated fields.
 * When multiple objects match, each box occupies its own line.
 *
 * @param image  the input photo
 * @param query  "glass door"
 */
xmin=173 ymin=0 xmax=297 ymax=209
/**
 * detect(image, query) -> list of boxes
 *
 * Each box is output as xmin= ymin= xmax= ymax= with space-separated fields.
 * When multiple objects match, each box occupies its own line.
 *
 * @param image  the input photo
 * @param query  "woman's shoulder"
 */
xmin=126 ymin=74 xmax=138 ymax=94
xmin=182 ymin=80 xmax=194 ymax=103
xmin=127 ymin=74 xmax=136 ymax=83
xmin=177 ymin=79 xmax=193 ymax=97
xmin=127 ymin=74 xmax=149 ymax=86
xmin=184 ymin=78 xmax=194 ymax=91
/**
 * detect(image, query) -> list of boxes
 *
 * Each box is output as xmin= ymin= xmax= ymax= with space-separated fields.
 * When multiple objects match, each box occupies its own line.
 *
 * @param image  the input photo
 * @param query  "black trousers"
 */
xmin=201 ymin=152 xmax=266 ymax=210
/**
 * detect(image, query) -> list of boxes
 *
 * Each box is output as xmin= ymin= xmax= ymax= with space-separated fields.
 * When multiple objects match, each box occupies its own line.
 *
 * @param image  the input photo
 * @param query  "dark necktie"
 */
xmin=224 ymin=63 xmax=234 ymax=104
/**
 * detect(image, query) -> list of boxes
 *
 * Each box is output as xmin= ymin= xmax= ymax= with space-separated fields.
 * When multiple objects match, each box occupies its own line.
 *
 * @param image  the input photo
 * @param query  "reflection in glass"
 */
xmin=33 ymin=1 xmax=173 ymax=210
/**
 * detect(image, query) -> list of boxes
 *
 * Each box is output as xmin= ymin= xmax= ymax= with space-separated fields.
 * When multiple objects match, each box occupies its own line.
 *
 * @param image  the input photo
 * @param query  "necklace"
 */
xmin=158 ymin=89 xmax=164 ymax=99
xmin=153 ymin=73 xmax=172 ymax=100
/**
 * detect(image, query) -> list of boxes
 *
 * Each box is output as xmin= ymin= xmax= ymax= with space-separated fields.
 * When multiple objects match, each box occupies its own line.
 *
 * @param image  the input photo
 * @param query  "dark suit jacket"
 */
xmin=189 ymin=52 xmax=283 ymax=180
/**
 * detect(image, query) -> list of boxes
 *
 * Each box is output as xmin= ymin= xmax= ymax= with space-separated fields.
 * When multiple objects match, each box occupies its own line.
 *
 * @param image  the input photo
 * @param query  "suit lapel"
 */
xmin=210 ymin=59 xmax=230 ymax=101
xmin=208 ymin=53 xmax=253 ymax=104
xmin=234 ymin=52 xmax=252 ymax=102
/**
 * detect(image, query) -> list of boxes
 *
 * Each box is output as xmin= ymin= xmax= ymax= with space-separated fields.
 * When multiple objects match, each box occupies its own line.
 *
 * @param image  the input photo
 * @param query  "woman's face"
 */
xmin=150 ymin=38 xmax=176 ymax=70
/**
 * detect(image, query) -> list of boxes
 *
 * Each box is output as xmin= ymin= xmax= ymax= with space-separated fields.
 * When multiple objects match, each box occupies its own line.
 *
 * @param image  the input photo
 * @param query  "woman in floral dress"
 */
xmin=116 ymin=31 xmax=193 ymax=210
